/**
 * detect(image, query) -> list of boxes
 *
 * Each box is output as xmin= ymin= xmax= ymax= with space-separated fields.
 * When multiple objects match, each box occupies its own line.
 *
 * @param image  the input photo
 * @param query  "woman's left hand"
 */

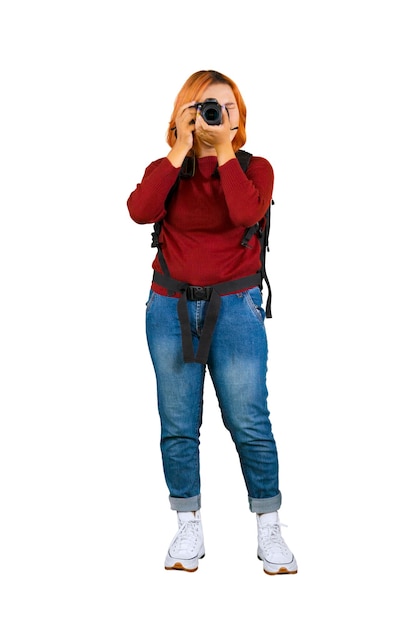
xmin=194 ymin=106 xmax=233 ymax=148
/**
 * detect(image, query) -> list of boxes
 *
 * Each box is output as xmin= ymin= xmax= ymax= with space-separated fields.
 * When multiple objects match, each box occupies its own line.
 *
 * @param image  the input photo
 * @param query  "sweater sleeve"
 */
xmin=127 ymin=157 xmax=181 ymax=224
xmin=218 ymin=156 xmax=274 ymax=227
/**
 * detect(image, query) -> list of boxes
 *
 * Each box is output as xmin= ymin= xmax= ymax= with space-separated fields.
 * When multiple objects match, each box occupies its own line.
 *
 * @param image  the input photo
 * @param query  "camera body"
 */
xmin=195 ymin=98 xmax=223 ymax=125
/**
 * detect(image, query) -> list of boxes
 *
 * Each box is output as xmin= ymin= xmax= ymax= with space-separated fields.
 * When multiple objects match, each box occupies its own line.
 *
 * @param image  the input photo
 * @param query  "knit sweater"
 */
xmin=127 ymin=154 xmax=274 ymax=295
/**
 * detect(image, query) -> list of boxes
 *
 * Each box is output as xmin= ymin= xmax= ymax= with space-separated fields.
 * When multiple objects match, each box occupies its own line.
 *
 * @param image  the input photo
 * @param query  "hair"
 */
xmin=166 ymin=69 xmax=247 ymax=153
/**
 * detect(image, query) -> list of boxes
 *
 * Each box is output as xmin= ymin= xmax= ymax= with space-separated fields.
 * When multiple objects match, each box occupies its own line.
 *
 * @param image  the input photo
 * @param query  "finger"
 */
xmin=176 ymin=112 xmax=196 ymax=134
xmin=178 ymin=101 xmax=197 ymax=117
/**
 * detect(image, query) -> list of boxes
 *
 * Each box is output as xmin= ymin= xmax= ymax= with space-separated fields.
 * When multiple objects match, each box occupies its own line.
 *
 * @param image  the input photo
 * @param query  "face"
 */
xmin=198 ymin=83 xmax=239 ymax=137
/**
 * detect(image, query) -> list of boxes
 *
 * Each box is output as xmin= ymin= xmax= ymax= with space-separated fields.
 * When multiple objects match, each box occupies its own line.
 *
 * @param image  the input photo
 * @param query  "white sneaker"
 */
xmin=257 ymin=511 xmax=298 ymax=575
xmin=164 ymin=511 xmax=205 ymax=572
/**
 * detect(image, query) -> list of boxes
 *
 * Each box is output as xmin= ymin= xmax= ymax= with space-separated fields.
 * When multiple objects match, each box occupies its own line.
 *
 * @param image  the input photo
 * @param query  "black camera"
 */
xmin=195 ymin=98 xmax=223 ymax=125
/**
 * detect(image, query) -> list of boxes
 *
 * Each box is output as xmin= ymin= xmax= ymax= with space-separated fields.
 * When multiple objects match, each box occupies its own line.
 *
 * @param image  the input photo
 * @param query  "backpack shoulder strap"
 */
xmin=235 ymin=149 xmax=252 ymax=171
xmin=259 ymin=201 xmax=272 ymax=318
xmin=236 ymin=150 xmax=273 ymax=318
xmin=151 ymin=149 xmax=273 ymax=316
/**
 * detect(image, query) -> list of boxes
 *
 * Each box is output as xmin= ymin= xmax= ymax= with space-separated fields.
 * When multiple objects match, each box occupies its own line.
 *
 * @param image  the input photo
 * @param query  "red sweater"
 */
xmin=127 ymin=154 xmax=274 ymax=296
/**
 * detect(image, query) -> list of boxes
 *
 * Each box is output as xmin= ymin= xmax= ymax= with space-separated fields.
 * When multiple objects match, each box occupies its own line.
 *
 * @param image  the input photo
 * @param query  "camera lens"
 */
xmin=203 ymin=107 xmax=220 ymax=123
xmin=200 ymin=99 xmax=222 ymax=125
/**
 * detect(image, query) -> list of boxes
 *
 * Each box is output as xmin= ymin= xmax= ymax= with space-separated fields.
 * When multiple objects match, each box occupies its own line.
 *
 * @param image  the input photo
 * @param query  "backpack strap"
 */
xmin=150 ymin=150 xmax=273 ymax=362
xmin=259 ymin=202 xmax=272 ymax=318
xmin=236 ymin=149 xmax=272 ymax=317
xmin=235 ymin=148 xmax=252 ymax=171
xmin=152 ymin=271 xmax=262 ymax=364
xmin=151 ymin=149 xmax=253 ymax=279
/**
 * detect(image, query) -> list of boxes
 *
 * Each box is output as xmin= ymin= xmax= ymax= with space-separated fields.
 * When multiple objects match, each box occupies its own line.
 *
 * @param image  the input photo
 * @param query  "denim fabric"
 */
xmin=145 ymin=287 xmax=281 ymax=514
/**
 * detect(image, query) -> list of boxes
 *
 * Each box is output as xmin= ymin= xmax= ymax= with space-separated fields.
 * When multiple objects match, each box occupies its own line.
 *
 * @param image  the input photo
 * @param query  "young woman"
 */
xmin=127 ymin=70 xmax=297 ymax=575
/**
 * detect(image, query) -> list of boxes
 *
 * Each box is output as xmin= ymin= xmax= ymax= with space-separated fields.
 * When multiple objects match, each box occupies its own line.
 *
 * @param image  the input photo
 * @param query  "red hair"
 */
xmin=166 ymin=70 xmax=247 ymax=153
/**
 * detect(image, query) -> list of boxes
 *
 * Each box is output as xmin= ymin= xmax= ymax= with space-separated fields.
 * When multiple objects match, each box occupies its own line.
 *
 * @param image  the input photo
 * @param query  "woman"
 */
xmin=127 ymin=69 xmax=297 ymax=575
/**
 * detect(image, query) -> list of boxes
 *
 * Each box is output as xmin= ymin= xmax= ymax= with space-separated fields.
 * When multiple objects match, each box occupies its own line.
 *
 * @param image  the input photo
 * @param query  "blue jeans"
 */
xmin=145 ymin=287 xmax=281 ymax=514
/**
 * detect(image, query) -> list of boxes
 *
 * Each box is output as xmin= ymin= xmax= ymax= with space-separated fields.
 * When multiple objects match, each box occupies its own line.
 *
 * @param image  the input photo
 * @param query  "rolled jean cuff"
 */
xmin=249 ymin=493 xmax=281 ymax=513
xmin=169 ymin=494 xmax=201 ymax=512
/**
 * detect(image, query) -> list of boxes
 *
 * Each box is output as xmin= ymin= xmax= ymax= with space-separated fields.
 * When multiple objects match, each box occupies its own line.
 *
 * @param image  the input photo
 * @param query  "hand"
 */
xmin=194 ymin=106 xmax=233 ymax=149
xmin=167 ymin=101 xmax=197 ymax=167
xmin=173 ymin=101 xmax=197 ymax=151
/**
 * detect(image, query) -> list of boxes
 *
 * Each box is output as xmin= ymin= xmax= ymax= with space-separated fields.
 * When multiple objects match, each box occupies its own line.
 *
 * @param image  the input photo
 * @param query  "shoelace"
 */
xmin=259 ymin=522 xmax=290 ymax=554
xmin=172 ymin=519 xmax=200 ymax=552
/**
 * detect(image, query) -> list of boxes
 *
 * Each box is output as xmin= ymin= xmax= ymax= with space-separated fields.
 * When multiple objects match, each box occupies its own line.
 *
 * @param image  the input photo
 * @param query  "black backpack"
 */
xmin=150 ymin=149 xmax=273 ymax=364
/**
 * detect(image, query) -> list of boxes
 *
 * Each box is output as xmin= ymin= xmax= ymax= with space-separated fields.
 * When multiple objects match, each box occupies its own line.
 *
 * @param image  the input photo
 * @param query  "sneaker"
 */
xmin=257 ymin=511 xmax=298 ymax=575
xmin=164 ymin=511 xmax=205 ymax=572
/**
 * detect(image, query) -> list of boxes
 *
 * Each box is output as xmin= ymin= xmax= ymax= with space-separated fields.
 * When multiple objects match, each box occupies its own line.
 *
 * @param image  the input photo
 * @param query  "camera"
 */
xmin=195 ymin=98 xmax=223 ymax=125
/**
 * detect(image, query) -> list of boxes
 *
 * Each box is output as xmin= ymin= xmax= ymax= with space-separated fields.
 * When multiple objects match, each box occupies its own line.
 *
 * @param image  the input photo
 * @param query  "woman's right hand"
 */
xmin=167 ymin=101 xmax=196 ymax=167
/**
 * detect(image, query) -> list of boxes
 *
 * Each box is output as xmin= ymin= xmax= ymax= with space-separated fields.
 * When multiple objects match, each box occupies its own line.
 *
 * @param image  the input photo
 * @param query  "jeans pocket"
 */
xmin=145 ymin=290 xmax=156 ymax=311
xmin=243 ymin=288 xmax=266 ymax=323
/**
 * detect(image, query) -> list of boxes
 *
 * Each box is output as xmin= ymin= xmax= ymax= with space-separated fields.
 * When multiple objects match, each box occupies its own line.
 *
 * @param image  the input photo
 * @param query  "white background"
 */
xmin=1 ymin=0 xmax=416 ymax=624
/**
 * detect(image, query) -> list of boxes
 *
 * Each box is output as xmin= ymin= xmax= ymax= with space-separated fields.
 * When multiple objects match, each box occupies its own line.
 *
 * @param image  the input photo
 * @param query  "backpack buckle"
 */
xmin=186 ymin=285 xmax=212 ymax=301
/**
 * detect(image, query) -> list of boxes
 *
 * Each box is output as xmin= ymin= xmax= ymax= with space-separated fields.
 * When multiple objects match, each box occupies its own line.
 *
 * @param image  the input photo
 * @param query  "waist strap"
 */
xmin=152 ymin=271 xmax=262 ymax=364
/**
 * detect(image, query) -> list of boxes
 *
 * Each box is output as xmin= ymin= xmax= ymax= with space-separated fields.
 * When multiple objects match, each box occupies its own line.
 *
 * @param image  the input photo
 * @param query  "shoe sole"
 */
xmin=258 ymin=554 xmax=298 ymax=575
xmin=263 ymin=566 xmax=298 ymax=575
xmin=165 ymin=553 xmax=205 ymax=572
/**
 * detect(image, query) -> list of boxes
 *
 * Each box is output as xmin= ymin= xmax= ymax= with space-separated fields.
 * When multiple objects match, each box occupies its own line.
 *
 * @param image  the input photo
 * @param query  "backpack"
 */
xmin=150 ymin=149 xmax=273 ymax=364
